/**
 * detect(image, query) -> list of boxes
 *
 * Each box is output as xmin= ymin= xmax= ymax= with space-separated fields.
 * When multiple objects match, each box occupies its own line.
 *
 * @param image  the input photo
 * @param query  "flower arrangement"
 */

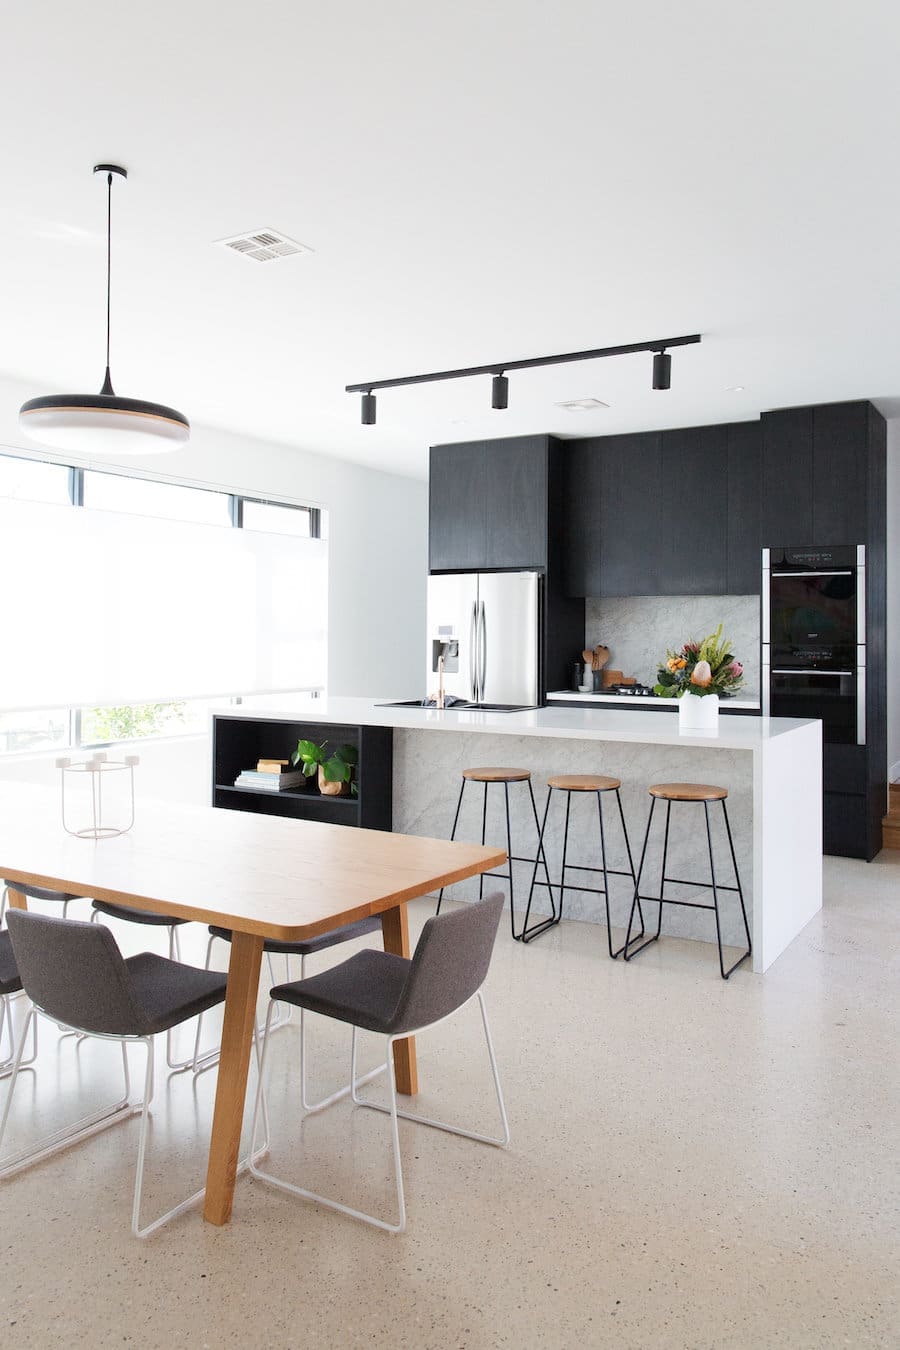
xmin=653 ymin=624 xmax=744 ymax=700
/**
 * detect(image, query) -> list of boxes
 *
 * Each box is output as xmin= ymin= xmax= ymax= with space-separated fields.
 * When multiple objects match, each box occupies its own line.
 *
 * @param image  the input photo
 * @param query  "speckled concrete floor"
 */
xmin=0 ymin=853 xmax=898 ymax=1349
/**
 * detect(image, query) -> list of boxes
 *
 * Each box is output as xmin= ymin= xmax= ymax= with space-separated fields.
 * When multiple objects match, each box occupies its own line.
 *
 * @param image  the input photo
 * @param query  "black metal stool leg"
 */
xmin=436 ymin=777 xmax=467 ymax=914
xmin=704 ymin=801 xmax=728 ymax=978
xmin=503 ymin=781 xmax=517 ymax=939
xmin=595 ymin=791 xmax=616 ymax=959
xmin=615 ymin=787 xmax=645 ymax=946
xmin=518 ymin=785 xmax=562 ymax=943
xmin=528 ymin=778 xmax=558 ymax=921
xmin=478 ymin=781 xmax=489 ymax=899
xmin=623 ymin=797 xmax=660 ymax=961
xmin=716 ymin=799 xmax=752 ymax=978
xmin=559 ymin=790 xmax=572 ymax=920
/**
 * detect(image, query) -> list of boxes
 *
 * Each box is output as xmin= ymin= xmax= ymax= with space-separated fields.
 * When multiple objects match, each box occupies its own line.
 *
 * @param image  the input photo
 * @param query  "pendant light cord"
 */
xmin=101 ymin=170 xmax=114 ymax=396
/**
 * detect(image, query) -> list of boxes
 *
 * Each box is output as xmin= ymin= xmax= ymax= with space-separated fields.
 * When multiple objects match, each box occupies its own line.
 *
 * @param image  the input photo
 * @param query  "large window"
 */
xmin=0 ymin=453 xmax=326 ymax=753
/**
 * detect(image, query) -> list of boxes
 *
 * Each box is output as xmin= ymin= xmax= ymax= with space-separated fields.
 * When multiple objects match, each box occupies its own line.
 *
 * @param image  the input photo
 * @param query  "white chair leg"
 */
xmin=250 ymin=1008 xmax=406 ymax=1233
xmin=0 ymin=994 xmax=38 ymax=1078
xmin=0 ymin=1010 xmax=139 ymax=1179
xmin=353 ymin=992 xmax=511 ymax=1148
xmin=161 ymin=925 xmax=197 ymax=1074
xmin=131 ymin=1037 xmax=208 ymax=1239
xmin=190 ymin=933 xmax=220 ymax=1074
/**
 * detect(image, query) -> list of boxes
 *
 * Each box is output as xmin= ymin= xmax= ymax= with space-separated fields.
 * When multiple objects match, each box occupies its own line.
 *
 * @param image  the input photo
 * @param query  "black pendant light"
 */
xmin=19 ymin=164 xmax=189 ymax=454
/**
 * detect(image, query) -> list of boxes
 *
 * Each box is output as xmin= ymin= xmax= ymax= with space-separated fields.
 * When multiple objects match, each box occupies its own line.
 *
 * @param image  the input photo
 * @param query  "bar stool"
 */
xmin=524 ymin=774 xmax=644 ymax=957
xmin=623 ymin=782 xmax=751 ymax=979
xmin=435 ymin=767 xmax=558 ymax=941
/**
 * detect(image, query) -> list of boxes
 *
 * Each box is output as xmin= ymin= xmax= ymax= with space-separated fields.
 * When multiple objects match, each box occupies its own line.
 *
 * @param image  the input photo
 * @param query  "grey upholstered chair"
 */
xmin=0 ymin=884 xmax=77 ymax=1064
xmin=0 ymin=930 xmax=36 ymax=1076
xmin=249 ymin=892 xmax=510 ymax=1233
xmin=192 ymin=915 xmax=386 ymax=1110
xmin=90 ymin=900 xmax=193 ymax=1070
xmin=0 ymin=910 xmax=233 ymax=1238
xmin=1 ymin=880 xmax=82 ymax=922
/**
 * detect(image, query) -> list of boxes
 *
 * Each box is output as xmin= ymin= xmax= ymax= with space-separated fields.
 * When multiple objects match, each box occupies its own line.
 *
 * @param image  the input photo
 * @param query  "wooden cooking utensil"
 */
xmin=593 ymin=645 xmax=610 ymax=668
xmin=602 ymin=668 xmax=624 ymax=688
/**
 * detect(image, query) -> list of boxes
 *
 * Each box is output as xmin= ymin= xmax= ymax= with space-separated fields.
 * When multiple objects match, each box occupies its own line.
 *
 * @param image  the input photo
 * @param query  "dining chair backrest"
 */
xmin=387 ymin=892 xmax=504 ymax=1036
xmin=6 ymin=909 xmax=149 ymax=1038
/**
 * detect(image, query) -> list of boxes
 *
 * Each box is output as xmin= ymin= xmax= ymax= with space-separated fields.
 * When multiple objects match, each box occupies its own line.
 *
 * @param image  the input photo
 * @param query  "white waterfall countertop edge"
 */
xmin=225 ymin=696 xmax=816 ymax=755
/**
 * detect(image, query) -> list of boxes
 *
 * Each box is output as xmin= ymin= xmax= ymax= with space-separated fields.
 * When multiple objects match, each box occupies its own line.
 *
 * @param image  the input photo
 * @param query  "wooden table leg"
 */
xmin=381 ymin=902 xmax=418 ymax=1096
xmin=6 ymin=887 xmax=27 ymax=911
xmin=203 ymin=930 xmax=264 ymax=1225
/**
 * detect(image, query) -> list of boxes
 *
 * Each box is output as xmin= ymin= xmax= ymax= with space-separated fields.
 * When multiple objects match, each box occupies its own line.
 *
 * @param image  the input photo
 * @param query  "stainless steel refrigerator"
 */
xmin=426 ymin=571 xmax=541 ymax=707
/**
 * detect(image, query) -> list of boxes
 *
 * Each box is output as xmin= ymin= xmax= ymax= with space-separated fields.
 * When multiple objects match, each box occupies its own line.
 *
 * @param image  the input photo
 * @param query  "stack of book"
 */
xmin=233 ymin=758 xmax=307 ymax=792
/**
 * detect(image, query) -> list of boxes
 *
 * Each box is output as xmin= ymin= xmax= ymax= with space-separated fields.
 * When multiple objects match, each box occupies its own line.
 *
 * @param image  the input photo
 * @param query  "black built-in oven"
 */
xmin=762 ymin=545 xmax=865 ymax=745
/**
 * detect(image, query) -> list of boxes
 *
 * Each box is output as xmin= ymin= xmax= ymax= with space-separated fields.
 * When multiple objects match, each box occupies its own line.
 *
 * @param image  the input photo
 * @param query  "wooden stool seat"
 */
xmin=648 ymin=782 xmax=728 ymax=802
xmin=547 ymin=773 xmax=621 ymax=793
xmin=462 ymin=767 xmax=531 ymax=783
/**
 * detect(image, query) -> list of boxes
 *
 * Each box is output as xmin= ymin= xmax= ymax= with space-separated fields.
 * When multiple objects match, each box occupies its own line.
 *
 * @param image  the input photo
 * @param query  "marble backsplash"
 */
xmin=584 ymin=595 xmax=760 ymax=698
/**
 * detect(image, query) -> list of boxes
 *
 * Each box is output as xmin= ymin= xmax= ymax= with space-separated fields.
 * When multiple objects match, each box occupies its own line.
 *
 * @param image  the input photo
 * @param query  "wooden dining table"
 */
xmin=0 ymin=784 xmax=505 ymax=1225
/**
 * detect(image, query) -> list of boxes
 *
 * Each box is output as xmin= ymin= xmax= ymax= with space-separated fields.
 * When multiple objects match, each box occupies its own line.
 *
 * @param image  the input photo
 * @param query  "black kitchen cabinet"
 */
xmin=560 ymin=437 xmax=604 ymax=596
xmin=760 ymin=406 xmax=814 ymax=546
xmin=812 ymin=402 xmax=869 ymax=544
xmin=429 ymin=436 xmax=548 ymax=571
xmin=212 ymin=715 xmax=393 ymax=831
xmin=563 ymin=433 xmax=664 ymax=597
xmin=726 ymin=420 xmax=762 ymax=593
xmin=659 ymin=426 xmax=727 ymax=594
xmin=427 ymin=441 xmax=488 ymax=572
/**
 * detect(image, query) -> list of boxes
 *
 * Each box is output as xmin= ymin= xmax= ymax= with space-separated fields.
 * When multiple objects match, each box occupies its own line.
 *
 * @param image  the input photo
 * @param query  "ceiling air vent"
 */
xmin=555 ymin=398 xmax=610 ymax=412
xmin=217 ymin=229 xmax=312 ymax=263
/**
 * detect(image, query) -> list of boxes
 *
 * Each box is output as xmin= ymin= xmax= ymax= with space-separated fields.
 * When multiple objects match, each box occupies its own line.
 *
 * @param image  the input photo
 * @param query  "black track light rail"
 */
xmin=346 ymin=333 xmax=701 ymax=395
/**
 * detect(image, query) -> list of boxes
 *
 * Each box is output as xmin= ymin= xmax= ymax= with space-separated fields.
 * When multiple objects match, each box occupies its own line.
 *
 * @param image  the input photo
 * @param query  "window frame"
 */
xmin=0 ymin=448 xmax=324 ymax=754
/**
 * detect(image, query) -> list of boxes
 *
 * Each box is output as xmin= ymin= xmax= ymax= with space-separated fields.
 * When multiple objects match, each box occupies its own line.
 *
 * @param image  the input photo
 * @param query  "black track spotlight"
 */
xmin=361 ymin=391 xmax=376 ymax=425
xmin=491 ymin=372 xmax=509 ymax=410
xmin=652 ymin=350 xmax=671 ymax=390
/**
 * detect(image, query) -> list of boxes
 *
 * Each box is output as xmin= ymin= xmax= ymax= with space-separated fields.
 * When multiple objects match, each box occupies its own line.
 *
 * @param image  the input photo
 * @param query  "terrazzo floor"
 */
xmin=0 ymin=852 xmax=897 ymax=1349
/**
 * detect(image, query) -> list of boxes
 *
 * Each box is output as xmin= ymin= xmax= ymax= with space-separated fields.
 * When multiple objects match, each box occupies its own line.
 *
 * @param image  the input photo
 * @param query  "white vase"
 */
xmin=678 ymin=691 xmax=719 ymax=732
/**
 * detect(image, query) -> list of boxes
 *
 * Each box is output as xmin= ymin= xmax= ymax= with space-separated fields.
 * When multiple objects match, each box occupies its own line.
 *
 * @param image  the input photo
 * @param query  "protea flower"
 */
xmin=690 ymin=659 xmax=712 ymax=687
xmin=729 ymin=661 xmax=743 ymax=678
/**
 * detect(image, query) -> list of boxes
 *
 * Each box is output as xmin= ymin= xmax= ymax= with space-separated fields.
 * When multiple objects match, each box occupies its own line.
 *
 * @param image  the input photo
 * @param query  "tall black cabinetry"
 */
xmin=428 ymin=435 xmax=584 ymax=695
xmin=760 ymin=401 xmax=886 ymax=860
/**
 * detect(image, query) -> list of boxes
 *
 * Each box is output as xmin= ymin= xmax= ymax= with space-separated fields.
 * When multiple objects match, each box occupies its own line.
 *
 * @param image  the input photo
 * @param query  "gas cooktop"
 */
xmin=603 ymin=683 xmax=656 ymax=696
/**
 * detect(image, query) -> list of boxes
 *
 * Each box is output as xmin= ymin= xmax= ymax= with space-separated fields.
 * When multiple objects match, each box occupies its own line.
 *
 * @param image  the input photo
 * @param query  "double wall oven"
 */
xmin=762 ymin=545 xmax=865 ymax=745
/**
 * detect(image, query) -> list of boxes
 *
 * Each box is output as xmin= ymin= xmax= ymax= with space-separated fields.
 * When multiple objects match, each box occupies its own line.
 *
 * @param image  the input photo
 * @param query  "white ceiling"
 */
xmin=1 ymin=2 xmax=898 ymax=479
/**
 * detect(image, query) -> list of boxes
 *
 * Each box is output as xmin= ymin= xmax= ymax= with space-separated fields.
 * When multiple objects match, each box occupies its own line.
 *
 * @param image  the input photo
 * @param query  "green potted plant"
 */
xmin=291 ymin=739 xmax=359 ymax=797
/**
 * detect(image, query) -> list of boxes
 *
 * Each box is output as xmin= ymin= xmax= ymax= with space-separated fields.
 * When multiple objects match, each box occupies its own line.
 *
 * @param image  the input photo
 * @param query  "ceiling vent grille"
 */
xmin=217 ymin=228 xmax=312 ymax=263
xmin=555 ymin=397 xmax=610 ymax=412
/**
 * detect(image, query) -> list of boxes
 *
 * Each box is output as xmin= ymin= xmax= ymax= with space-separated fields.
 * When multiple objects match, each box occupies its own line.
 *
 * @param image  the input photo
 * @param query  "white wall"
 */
xmin=0 ymin=372 xmax=427 ymax=701
xmin=887 ymin=419 xmax=900 ymax=779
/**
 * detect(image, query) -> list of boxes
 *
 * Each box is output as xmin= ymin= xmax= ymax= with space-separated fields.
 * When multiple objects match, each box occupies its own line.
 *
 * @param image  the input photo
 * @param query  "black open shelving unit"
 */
xmin=212 ymin=715 xmax=393 ymax=831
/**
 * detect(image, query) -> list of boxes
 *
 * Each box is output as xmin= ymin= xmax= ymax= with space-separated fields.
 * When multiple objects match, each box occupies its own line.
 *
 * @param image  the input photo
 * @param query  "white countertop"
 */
xmin=221 ymin=696 xmax=816 ymax=753
xmin=546 ymin=690 xmax=761 ymax=710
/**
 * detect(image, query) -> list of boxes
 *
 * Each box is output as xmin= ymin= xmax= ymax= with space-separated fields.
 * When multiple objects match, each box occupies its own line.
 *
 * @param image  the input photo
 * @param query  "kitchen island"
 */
xmin=212 ymin=697 xmax=822 ymax=974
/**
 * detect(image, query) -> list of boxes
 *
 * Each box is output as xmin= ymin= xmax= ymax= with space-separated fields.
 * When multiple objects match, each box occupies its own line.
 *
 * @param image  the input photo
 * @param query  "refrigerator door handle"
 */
xmin=478 ymin=600 xmax=487 ymax=702
xmin=469 ymin=601 xmax=478 ymax=701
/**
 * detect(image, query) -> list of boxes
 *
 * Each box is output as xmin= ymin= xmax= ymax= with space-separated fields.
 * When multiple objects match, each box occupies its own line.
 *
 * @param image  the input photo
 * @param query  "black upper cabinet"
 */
xmin=429 ymin=436 xmax=548 ymax=571
xmin=561 ymin=437 xmax=606 ymax=596
xmin=599 ymin=434 xmax=663 ymax=596
xmin=562 ymin=434 xmax=663 ymax=596
xmin=659 ymin=426 xmax=727 ymax=594
xmin=760 ymin=406 xmax=814 ymax=546
xmin=428 ymin=441 xmax=488 ymax=571
xmin=726 ymin=420 xmax=762 ymax=593
xmin=483 ymin=437 xmax=548 ymax=569
xmin=812 ymin=402 xmax=869 ymax=544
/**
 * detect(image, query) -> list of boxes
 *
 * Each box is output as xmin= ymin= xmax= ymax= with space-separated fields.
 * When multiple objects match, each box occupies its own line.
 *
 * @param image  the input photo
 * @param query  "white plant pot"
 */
xmin=678 ymin=690 xmax=719 ymax=732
